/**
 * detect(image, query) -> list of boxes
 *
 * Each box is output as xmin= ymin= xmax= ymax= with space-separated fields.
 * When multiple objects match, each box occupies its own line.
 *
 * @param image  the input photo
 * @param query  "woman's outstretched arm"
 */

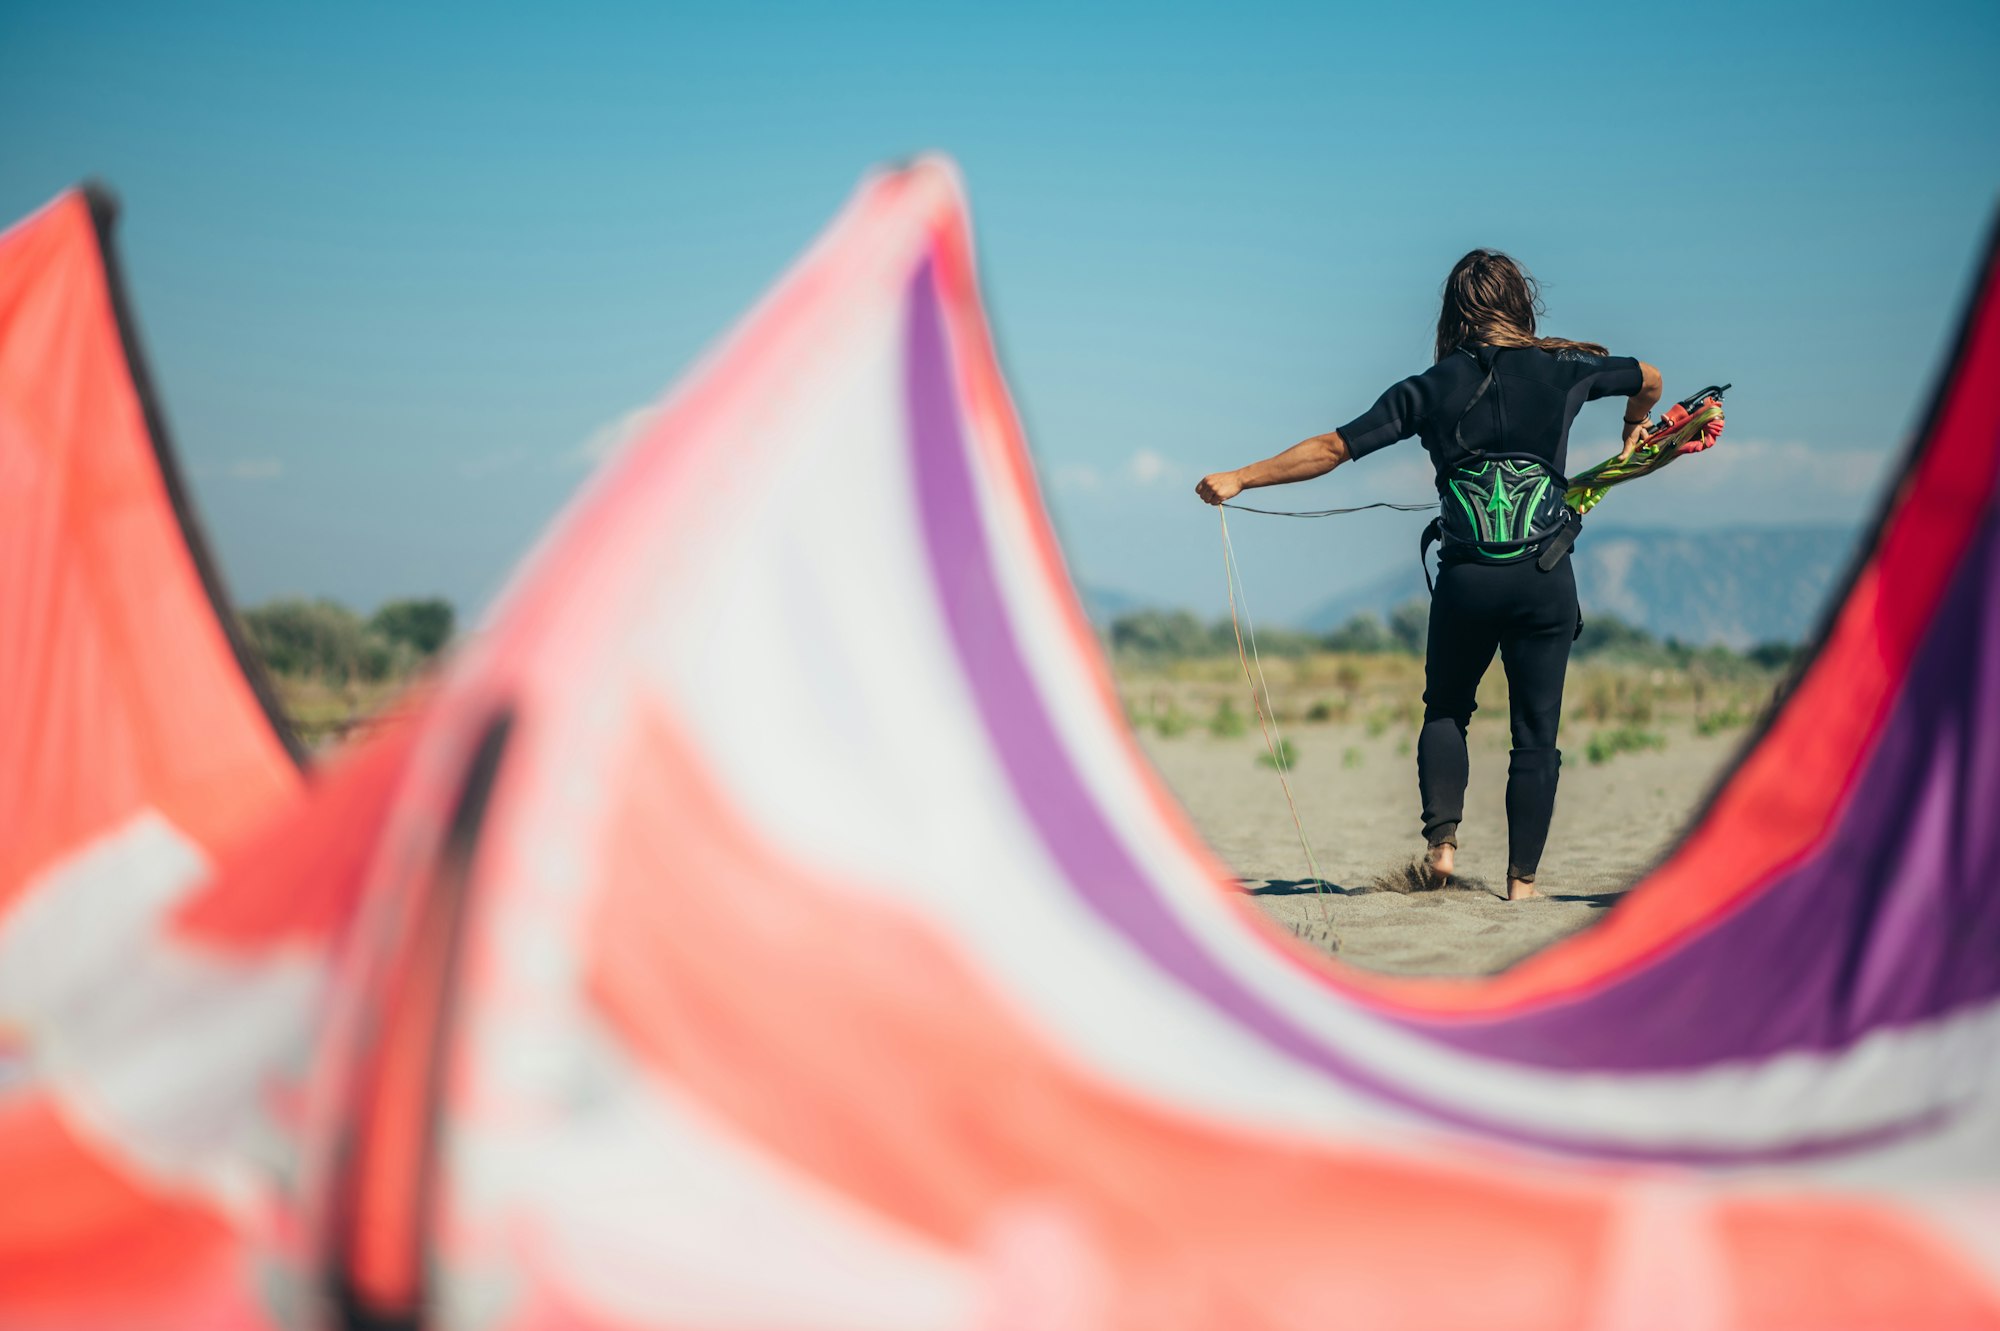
xmin=1195 ymin=430 xmax=1352 ymax=505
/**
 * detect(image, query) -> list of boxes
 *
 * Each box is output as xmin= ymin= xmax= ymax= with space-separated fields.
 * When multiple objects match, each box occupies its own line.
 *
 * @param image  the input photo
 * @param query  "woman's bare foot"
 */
xmin=1424 ymin=842 xmax=1455 ymax=885
xmin=1507 ymin=876 xmax=1539 ymax=901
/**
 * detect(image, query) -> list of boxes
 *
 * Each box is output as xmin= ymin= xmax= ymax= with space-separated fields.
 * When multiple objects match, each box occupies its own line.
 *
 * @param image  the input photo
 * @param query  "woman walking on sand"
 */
xmin=1196 ymin=251 xmax=1662 ymax=900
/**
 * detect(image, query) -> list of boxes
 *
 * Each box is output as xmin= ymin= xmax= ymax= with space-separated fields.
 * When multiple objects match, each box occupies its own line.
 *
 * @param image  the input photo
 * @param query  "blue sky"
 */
xmin=4 ymin=1 xmax=1997 ymax=625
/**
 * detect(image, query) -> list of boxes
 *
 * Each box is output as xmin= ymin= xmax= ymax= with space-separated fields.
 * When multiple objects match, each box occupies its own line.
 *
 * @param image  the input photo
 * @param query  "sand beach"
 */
xmin=1127 ymin=661 xmax=1763 ymax=976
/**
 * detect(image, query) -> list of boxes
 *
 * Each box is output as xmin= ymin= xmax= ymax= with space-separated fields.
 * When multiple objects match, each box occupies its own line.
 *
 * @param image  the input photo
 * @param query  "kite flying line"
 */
xmin=1222 ymin=499 xmax=1436 ymax=518
xmin=1218 ymin=507 xmax=1336 ymax=934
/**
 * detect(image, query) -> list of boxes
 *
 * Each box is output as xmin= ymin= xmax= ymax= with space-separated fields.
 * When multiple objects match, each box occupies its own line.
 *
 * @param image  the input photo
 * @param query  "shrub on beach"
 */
xmin=1109 ymin=609 xmax=1214 ymax=659
xmin=1256 ymin=738 xmax=1299 ymax=770
xmin=241 ymin=599 xmax=392 ymax=684
xmin=1387 ymin=600 xmax=1428 ymax=655
xmin=1586 ymin=726 xmax=1666 ymax=765
xmin=1574 ymin=613 xmax=1656 ymax=659
xmin=1694 ymin=705 xmax=1753 ymax=736
xmin=242 ymin=595 xmax=456 ymax=685
xmin=369 ymin=597 xmax=455 ymax=656
xmin=1323 ymin=613 xmax=1393 ymax=654
xmin=1745 ymin=640 xmax=1800 ymax=671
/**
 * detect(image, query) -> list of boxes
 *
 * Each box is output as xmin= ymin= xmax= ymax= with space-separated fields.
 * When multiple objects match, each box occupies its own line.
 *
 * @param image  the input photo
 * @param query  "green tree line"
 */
xmin=1110 ymin=604 xmax=1797 ymax=671
xmin=1110 ymin=603 xmax=1431 ymax=660
xmin=240 ymin=596 xmax=455 ymax=683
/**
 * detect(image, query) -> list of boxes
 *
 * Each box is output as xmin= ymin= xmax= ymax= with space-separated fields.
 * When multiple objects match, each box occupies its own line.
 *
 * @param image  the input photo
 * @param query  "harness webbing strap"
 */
xmin=1535 ymin=513 xmax=1581 ymax=571
xmin=1449 ymin=348 xmax=1501 ymax=466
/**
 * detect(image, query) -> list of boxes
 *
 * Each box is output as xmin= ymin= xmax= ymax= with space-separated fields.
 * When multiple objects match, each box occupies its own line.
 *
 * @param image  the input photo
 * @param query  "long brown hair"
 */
xmin=1434 ymin=249 xmax=1607 ymax=363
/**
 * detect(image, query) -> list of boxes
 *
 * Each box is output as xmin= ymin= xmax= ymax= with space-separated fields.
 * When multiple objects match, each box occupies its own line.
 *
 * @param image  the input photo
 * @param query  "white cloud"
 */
xmin=1584 ymin=438 xmax=1895 ymax=527
xmin=225 ymin=457 xmax=282 ymax=480
xmin=1041 ymin=450 xmax=1188 ymax=496
xmin=1644 ymin=438 xmax=1891 ymax=497
xmin=1125 ymin=449 xmax=1178 ymax=485
xmin=1051 ymin=463 xmax=1101 ymax=493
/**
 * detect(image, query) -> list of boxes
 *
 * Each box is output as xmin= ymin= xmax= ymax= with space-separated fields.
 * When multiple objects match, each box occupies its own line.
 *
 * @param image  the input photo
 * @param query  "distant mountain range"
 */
xmin=1085 ymin=525 xmax=1864 ymax=649
xmin=1582 ymin=526 xmax=1860 ymax=647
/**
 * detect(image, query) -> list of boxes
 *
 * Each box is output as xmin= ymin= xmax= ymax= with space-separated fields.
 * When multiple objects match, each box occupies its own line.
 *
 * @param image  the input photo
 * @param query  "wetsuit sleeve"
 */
xmin=1573 ymin=354 xmax=1644 ymax=401
xmin=1335 ymin=374 xmax=1429 ymax=459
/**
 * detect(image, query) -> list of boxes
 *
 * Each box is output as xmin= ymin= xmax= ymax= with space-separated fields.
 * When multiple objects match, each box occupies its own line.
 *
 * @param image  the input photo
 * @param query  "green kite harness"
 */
xmin=1418 ymin=349 xmax=1577 ymax=589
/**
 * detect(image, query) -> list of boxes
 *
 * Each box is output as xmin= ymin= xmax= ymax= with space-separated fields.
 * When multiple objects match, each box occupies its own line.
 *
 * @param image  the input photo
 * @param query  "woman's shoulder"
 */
xmin=1424 ymin=347 xmax=1485 ymax=378
xmin=1550 ymin=346 xmax=1622 ymax=367
xmin=1500 ymin=344 xmax=1632 ymax=384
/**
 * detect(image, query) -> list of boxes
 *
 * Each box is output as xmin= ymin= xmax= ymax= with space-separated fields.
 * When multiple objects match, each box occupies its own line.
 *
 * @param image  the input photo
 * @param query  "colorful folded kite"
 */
xmin=13 ymin=171 xmax=2000 ymax=1329
xmin=1566 ymin=385 xmax=1729 ymax=514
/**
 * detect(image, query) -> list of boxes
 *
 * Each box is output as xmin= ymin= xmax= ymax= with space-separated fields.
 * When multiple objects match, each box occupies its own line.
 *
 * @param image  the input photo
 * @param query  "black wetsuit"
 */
xmin=1337 ymin=344 xmax=1643 ymax=880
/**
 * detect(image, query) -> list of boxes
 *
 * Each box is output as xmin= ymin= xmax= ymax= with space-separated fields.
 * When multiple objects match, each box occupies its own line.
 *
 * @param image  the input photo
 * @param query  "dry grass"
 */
xmin=270 ymin=674 xmax=409 ymax=749
xmin=1115 ymin=650 xmax=1781 ymax=769
xmin=1365 ymin=857 xmax=1499 ymax=897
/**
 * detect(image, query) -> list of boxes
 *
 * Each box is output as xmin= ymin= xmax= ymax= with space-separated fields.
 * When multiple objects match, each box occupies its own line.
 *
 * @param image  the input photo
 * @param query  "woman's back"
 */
xmin=1336 ymin=344 xmax=1644 ymax=481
